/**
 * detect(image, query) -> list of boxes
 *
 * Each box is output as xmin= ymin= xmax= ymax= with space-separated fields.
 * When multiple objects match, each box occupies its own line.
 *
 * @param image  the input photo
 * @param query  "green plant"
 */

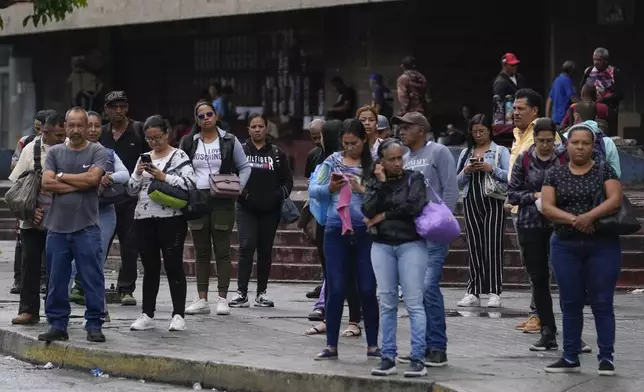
xmin=0 ymin=0 xmax=87 ymax=29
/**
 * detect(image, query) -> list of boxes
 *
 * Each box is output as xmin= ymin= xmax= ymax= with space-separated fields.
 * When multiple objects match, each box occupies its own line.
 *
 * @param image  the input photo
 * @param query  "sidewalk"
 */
xmin=0 ymin=243 xmax=643 ymax=392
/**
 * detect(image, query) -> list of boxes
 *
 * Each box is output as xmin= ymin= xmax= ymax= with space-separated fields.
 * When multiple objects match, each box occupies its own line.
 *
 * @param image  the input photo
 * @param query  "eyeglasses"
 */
xmin=145 ymin=135 xmax=165 ymax=143
xmin=197 ymin=111 xmax=215 ymax=120
xmin=535 ymin=138 xmax=555 ymax=145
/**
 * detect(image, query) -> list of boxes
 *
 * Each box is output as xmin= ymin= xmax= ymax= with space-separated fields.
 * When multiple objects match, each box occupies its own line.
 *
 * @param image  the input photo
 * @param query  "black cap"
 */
xmin=105 ymin=91 xmax=128 ymax=105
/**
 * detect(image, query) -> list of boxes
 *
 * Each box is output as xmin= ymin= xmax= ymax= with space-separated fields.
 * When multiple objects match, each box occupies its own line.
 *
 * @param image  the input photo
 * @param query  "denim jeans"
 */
xmin=46 ymin=225 xmax=105 ymax=332
xmin=372 ymin=240 xmax=429 ymax=361
xmin=69 ymin=205 xmax=117 ymax=293
xmin=424 ymin=241 xmax=449 ymax=352
xmin=550 ymin=234 xmax=621 ymax=363
xmin=323 ymin=226 xmax=379 ymax=348
xmin=313 ymin=281 xmax=325 ymax=310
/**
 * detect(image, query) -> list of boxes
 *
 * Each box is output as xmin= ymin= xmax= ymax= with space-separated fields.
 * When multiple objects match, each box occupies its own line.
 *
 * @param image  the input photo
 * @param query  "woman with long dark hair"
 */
xmin=455 ymin=114 xmax=510 ymax=308
xmin=309 ymin=119 xmax=380 ymax=360
xmin=229 ymin=114 xmax=293 ymax=307
xmin=179 ymin=102 xmax=251 ymax=316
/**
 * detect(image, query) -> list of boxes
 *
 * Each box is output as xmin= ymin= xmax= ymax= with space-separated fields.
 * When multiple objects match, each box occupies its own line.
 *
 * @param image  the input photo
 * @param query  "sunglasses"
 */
xmin=197 ymin=111 xmax=215 ymax=120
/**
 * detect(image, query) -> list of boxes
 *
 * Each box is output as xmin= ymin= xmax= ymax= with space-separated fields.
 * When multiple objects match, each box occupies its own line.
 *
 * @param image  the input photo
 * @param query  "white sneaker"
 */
xmin=130 ymin=314 xmax=155 ymax=331
xmin=487 ymin=294 xmax=502 ymax=308
xmin=185 ymin=298 xmax=211 ymax=315
xmin=216 ymin=296 xmax=230 ymax=315
xmin=168 ymin=315 xmax=186 ymax=331
xmin=457 ymin=294 xmax=480 ymax=307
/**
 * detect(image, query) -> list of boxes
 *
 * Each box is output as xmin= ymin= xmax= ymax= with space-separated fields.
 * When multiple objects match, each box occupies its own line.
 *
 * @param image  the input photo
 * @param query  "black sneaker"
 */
xmin=371 ymin=358 xmax=397 ymax=376
xmin=10 ymin=281 xmax=20 ymax=294
xmin=38 ymin=328 xmax=69 ymax=342
xmin=87 ymin=329 xmax=106 ymax=343
xmin=404 ymin=360 xmax=428 ymax=378
xmin=530 ymin=328 xmax=558 ymax=351
xmin=228 ymin=292 xmax=249 ymax=308
xmin=308 ymin=308 xmax=325 ymax=321
xmin=425 ymin=350 xmax=448 ymax=367
xmin=254 ymin=292 xmax=275 ymax=308
xmin=544 ymin=357 xmax=581 ymax=373
xmin=306 ymin=285 xmax=322 ymax=299
xmin=581 ymin=340 xmax=592 ymax=353
xmin=598 ymin=359 xmax=615 ymax=376
xmin=396 ymin=354 xmax=412 ymax=364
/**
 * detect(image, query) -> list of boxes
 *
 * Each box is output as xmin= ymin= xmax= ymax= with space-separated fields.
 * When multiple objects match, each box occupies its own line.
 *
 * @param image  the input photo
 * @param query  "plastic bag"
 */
xmin=5 ymin=170 xmax=41 ymax=221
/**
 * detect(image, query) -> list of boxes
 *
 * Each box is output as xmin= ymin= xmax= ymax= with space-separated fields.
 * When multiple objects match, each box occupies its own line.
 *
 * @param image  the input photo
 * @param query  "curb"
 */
xmin=0 ymin=327 xmax=459 ymax=392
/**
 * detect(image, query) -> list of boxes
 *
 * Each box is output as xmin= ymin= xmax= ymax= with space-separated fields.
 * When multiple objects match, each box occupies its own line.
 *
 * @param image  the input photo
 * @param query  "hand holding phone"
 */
xmin=329 ymin=172 xmax=347 ymax=192
xmin=140 ymin=154 xmax=152 ymax=164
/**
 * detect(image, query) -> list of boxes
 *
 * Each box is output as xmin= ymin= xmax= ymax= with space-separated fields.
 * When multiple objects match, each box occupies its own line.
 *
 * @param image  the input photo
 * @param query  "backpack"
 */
xmin=557 ymin=126 xmax=607 ymax=162
xmin=522 ymin=146 xmax=566 ymax=178
xmin=5 ymin=140 xmax=42 ymax=221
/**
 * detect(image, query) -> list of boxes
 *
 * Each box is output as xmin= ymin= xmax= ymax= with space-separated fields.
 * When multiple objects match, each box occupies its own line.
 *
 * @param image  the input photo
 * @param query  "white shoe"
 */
xmin=457 ymin=294 xmax=480 ymax=307
xmin=168 ymin=315 xmax=186 ymax=331
xmin=130 ymin=314 xmax=155 ymax=331
xmin=487 ymin=294 xmax=502 ymax=308
xmin=185 ymin=298 xmax=211 ymax=315
xmin=216 ymin=296 xmax=230 ymax=315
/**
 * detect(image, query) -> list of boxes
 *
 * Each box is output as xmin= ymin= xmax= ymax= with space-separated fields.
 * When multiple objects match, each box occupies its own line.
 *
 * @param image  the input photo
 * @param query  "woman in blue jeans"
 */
xmin=309 ymin=119 xmax=380 ymax=360
xmin=362 ymin=139 xmax=428 ymax=377
xmin=541 ymin=124 xmax=622 ymax=376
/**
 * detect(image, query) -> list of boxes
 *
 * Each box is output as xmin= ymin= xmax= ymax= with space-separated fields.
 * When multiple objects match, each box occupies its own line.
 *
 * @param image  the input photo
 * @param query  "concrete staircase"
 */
xmin=1 ymin=181 xmax=642 ymax=289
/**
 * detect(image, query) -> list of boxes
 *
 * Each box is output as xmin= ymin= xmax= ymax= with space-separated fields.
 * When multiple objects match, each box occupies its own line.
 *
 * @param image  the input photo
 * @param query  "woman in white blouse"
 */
xmin=127 ymin=115 xmax=196 ymax=332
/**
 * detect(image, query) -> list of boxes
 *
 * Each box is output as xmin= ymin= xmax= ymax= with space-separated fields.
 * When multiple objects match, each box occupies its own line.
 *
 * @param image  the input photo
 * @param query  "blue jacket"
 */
xmin=456 ymin=142 xmax=510 ymax=198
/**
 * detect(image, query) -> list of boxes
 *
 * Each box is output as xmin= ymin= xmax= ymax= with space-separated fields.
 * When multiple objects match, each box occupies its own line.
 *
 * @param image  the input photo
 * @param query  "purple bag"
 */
xmin=415 ymin=183 xmax=461 ymax=244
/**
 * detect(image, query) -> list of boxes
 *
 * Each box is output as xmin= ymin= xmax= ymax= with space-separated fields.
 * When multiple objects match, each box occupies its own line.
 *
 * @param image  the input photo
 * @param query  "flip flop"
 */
xmin=305 ymin=321 xmax=326 ymax=335
xmin=341 ymin=323 xmax=362 ymax=338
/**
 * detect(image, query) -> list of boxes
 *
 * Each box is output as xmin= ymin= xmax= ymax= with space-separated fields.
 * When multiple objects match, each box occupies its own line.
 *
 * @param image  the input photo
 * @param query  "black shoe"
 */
xmin=404 ymin=360 xmax=428 ymax=378
xmin=371 ymin=358 xmax=397 ymax=376
xmin=598 ymin=359 xmax=615 ymax=376
xmin=581 ymin=339 xmax=592 ymax=353
xmin=40 ymin=283 xmax=46 ymax=294
xmin=308 ymin=308 xmax=325 ymax=322
xmin=530 ymin=328 xmax=558 ymax=351
xmin=87 ymin=329 xmax=106 ymax=343
xmin=228 ymin=291 xmax=249 ymax=308
xmin=544 ymin=357 xmax=581 ymax=373
xmin=424 ymin=350 xmax=448 ymax=367
xmin=306 ymin=285 xmax=322 ymax=299
xmin=38 ymin=328 xmax=69 ymax=342
xmin=10 ymin=282 xmax=20 ymax=294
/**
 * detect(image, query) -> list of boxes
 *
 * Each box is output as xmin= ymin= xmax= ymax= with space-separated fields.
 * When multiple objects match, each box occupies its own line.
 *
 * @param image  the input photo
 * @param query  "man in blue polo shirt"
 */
xmin=546 ymin=61 xmax=577 ymax=125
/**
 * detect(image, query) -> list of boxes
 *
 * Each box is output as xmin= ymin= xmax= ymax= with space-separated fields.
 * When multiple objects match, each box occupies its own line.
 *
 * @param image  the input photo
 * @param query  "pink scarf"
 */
xmin=337 ymin=182 xmax=353 ymax=235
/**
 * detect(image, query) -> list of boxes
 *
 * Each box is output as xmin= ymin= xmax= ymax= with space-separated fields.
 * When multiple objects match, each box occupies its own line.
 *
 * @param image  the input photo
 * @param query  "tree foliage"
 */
xmin=0 ymin=0 xmax=87 ymax=29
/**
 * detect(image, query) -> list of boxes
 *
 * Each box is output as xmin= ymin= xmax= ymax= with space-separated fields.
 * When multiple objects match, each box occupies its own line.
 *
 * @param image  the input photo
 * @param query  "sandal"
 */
xmin=305 ymin=321 xmax=326 ymax=335
xmin=341 ymin=323 xmax=362 ymax=338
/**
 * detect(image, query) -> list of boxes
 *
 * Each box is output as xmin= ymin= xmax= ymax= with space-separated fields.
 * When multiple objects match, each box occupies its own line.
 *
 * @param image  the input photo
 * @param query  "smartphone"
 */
xmin=331 ymin=172 xmax=344 ymax=182
xmin=140 ymin=154 xmax=152 ymax=164
xmin=469 ymin=157 xmax=483 ymax=164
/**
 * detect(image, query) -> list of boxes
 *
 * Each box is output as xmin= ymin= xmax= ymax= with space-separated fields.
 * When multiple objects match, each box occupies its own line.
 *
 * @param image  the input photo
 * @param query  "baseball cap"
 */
xmin=377 ymin=115 xmax=390 ymax=131
xmin=391 ymin=112 xmax=430 ymax=132
xmin=105 ymin=91 xmax=128 ymax=105
xmin=502 ymin=53 xmax=520 ymax=66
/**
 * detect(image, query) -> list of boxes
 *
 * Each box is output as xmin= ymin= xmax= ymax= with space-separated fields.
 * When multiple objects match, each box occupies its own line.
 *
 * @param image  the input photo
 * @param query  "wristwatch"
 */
xmin=56 ymin=172 xmax=64 ymax=180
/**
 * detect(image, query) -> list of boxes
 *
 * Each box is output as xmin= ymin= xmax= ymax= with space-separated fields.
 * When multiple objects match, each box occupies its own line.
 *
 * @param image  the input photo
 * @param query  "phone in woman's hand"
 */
xmin=140 ymin=154 xmax=152 ymax=164
xmin=331 ymin=172 xmax=344 ymax=182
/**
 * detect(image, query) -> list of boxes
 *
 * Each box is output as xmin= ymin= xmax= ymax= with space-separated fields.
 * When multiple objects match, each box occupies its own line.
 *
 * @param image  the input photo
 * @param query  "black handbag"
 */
xmin=594 ymin=161 xmax=641 ymax=236
xmin=146 ymin=151 xmax=190 ymax=210
xmin=182 ymin=187 xmax=210 ymax=221
xmin=99 ymin=183 xmax=130 ymax=207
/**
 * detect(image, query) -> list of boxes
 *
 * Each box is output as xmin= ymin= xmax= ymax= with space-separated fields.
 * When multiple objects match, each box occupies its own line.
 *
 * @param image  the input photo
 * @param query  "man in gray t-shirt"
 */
xmin=39 ymin=107 xmax=109 ymax=343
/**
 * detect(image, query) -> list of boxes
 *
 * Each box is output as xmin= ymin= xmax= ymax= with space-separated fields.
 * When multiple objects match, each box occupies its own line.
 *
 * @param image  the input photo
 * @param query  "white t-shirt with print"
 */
xmin=193 ymin=138 xmax=222 ymax=189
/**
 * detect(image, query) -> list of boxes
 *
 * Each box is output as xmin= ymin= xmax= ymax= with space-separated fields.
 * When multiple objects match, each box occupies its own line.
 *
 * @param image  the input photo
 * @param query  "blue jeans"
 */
xmin=46 ymin=225 xmax=105 ymax=331
xmin=69 ymin=205 xmax=117 ymax=293
xmin=424 ymin=241 xmax=449 ymax=352
xmin=372 ymin=240 xmax=429 ymax=361
xmin=550 ymin=234 xmax=621 ymax=363
xmin=323 ymin=226 xmax=379 ymax=348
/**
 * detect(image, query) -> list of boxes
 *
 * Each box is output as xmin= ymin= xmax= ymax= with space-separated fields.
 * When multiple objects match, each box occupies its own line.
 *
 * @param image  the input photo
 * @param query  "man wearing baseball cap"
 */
xmin=493 ymin=53 xmax=526 ymax=99
xmin=376 ymin=115 xmax=392 ymax=140
xmin=393 ymin=111 xmax=458 ymax=368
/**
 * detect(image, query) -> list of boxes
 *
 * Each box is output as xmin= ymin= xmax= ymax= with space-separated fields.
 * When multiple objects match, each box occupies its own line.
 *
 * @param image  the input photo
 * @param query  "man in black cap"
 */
xmin=98 ymin=91 xmax=148 ymax=306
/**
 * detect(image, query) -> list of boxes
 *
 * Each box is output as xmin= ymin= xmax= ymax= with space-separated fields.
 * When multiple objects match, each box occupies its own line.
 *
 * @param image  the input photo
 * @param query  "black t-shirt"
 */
xmin=543 ymin=161 xmax=618 ymax=238
xmin=330 ymin=87 xmax=357 ymax=120
xmin=373 ymin=86 xmax=394 ymax=119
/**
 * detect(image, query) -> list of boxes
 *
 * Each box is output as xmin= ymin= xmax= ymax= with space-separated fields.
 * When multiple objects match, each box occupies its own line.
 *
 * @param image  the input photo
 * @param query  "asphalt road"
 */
xmin=0 ymin=355 xmax=196 ymax=391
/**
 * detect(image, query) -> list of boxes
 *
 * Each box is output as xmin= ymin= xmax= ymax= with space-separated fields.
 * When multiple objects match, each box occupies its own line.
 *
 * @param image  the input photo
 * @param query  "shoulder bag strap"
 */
xmin=161 ymin=150 xmax=179 ymax=173
xmin=34 ymin=139 xmax=42 ymax=172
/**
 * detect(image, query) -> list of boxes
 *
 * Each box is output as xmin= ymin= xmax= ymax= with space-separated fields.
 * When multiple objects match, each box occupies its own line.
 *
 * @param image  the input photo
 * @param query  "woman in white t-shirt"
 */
xmin=127 ymin=116 xmax=196 ymax=332
xmin=179 ymin=102 xmax=251 ymax=316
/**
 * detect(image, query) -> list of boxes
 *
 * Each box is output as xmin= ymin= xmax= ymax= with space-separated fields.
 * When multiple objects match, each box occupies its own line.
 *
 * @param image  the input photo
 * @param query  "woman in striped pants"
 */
xmin=455 ymin=114 xmax=510 ymax=308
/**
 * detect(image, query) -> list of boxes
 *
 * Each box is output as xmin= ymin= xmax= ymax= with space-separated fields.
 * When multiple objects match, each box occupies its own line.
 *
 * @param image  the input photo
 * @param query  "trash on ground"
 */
xmin=630 ymin=288 xmax=644 ymax=294
xmin=91 ymin=368 xmax=104 ymax=377
xmin=3 ymin=356 xmax=14 ymax=360
xmin=100 ymin=373 xmax=110 ymax=378
xmin=193 ymin=382 xmax=202 ymax=390
xmin=139 ymin=379 xmax=146 ymax=383
xmin=42 ymin=362 xmax=55 ymax=369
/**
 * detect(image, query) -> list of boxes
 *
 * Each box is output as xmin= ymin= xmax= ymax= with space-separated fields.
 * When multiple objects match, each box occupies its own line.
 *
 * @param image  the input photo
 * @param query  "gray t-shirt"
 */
xmin=44 ymin=142 xmax=108 ymax=233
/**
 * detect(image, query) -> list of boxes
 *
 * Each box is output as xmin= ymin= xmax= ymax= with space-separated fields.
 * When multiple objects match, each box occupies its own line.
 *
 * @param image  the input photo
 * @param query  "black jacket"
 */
xmin=493 ymin=72 xmax=525 ymax=99
xmin=305 ymin=146 xmax=324 ymax=179
xmin=238 ymin=140 xmax=293 ymax=212
xmin=361 ymin=170 xmax=427 ymax=245
xmin=178 ymin=128 xmax=237 ymax=175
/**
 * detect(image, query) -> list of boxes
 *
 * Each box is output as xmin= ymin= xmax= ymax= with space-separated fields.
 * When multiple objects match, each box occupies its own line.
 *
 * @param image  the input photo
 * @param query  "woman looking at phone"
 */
xmin=127 ymin=116 xmax=196 ymax=332
xmin=455 ymin=114 xmax=510 ymax=308
xmin=309 ymin=119 xmax=380 ymax=360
